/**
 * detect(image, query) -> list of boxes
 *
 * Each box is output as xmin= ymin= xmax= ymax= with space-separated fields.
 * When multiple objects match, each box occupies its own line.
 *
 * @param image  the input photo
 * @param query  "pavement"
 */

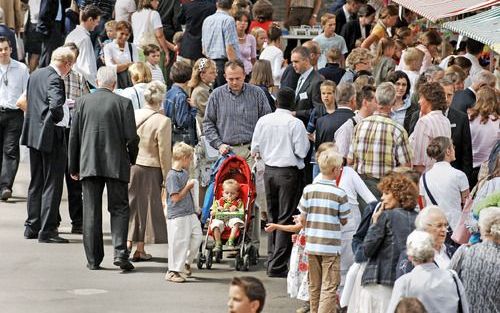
xmin=0 ymin=160 xmax=301 ymax=313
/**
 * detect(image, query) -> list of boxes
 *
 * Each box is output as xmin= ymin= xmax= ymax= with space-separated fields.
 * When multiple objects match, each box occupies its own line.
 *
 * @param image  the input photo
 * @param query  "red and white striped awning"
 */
xmin=391 ymin=0 xmax=500 ymax=22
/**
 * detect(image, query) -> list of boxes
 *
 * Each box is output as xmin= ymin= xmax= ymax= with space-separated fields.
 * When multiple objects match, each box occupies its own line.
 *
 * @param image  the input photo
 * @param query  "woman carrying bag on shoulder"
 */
xmin=103 ymin=21 xmax=139 ymax=89
xmin=128 ymin=81 xmax=172 ymax=261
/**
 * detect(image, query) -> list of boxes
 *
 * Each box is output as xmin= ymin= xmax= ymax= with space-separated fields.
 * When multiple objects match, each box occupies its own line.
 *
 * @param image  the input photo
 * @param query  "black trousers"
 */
xmin=58 ymin=128 xmax=82 ymax=227
xmin=39 ymin=22 xmax=64 ymax=67
xmin=264 ymin=165 xmax=303 ymax=275
xmin=81 ymin=176 xmax=130 ymax=267
xmin=0 ymin=109 xmax=24 ymax=191
xmin=213 ymin=58 xmax=228 ymax=89
xmin=25 ymin=127 xmax=66 ymax=238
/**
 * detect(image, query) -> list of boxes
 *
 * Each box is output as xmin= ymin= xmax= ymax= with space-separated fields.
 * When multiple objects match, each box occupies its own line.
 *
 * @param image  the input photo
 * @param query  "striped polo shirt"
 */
xmin=298 ymin=179 xmax=350 ymax=256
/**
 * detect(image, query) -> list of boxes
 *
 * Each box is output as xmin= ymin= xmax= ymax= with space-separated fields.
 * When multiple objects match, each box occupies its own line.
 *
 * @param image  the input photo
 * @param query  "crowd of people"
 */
xmin=0 ymin=0 xmax=499 ymax=313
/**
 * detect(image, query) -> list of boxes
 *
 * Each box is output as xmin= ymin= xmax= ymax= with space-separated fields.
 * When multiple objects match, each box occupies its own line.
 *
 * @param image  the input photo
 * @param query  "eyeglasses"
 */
xmin=427 ymin=223 xmax=449 ymax=229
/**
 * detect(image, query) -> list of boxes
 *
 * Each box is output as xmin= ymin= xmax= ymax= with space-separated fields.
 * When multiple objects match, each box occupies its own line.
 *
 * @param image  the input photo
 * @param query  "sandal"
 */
xmin=132 ymin=251 xmax=152 ymax=262
xmin=165 ymin=271 xmax=186 ymax=283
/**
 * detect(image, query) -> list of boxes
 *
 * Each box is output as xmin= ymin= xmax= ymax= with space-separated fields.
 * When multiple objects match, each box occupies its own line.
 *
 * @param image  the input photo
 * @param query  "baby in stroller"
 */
xmin=210 ymin=179 xmax=245 ymax=251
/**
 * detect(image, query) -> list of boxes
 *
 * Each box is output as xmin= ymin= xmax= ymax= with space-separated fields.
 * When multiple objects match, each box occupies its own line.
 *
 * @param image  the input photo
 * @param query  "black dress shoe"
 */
xmin=38 ymin=235 xmax=69 ymax=243
xmin=113 ymin=258 xmax=135 ymax=271
xmin=71 ymin=225 xmax=83 ymax=234
xmin=87 ymin=263 xmax=102 ymax=270
xmin=24 ymin=228 xmax=39 ymax=239
xmin=1 ymin=188 xmax=12 ymax=201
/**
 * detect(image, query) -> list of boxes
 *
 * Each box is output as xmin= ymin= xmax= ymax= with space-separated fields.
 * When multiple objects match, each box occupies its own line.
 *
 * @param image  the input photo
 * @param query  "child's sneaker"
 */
xmin=214 ymin=241 xmax=222 ymax=252
xmin=165 ymin=271 xmax=186 ymax=283
xmin=184 ymin=264 xmax=192 ymax=277
xmin=227 ymin=238 xmax=235 ymax=247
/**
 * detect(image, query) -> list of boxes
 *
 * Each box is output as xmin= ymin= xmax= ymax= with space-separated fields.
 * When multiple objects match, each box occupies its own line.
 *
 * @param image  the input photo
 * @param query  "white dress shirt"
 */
xmin=0 ymin=59 xmax=29 ymax=110
xmin=296 ymin=67 xmax=314 ymax=95
xmin=251 ymin=109 xmax=310 ymax=169
xmin=334 ymin=112 xmax=363 ymax=158
xmin=65 ymin=25 xmax=97 ymax=87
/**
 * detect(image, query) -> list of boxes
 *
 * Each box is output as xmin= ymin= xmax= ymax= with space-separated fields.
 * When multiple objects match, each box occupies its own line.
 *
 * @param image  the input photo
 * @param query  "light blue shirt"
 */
xmin=313 ymin=33 xmax=348 ymax=69
xmin=251 ymin=109 xmax=310 ymax=169
xmin=0 ymin=59 xmax=29 ymax=110
xmin=391 ymin=96 xmax=412 ymax=126
xmin=201 ymin=10 xmax=240 ymax=60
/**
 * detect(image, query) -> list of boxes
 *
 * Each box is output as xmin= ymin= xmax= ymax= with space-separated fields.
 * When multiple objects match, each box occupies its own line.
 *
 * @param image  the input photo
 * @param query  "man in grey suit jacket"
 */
xmin=291 ymin=45 xmax=324 ymax=184
xmin=68 ymin=66 xmax=139 ymax=271
xmin=21 ymin=47 xmax=75 ymax=243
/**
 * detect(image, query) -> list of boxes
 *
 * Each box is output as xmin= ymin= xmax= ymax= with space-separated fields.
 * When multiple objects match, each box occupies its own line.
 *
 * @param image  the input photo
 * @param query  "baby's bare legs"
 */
xmin=213 ymin=227 xmax=221 ymax=242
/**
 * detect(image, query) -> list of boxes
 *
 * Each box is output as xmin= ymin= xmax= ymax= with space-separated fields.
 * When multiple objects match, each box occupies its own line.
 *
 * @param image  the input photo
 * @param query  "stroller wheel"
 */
xmin=234 ymin=254 xmax=242 ymax=271
xmin=206 ymin=249 xmax=213 ymax=269
xmin=246 ymin=245 xmax=258 ymax=265
xmin=197 ymin=252 xmax=205 ymax=269
xmin=242 ymin=254 xmax=250 ymax=271
xmin=215 ymin=250 xmax=222 ymax=263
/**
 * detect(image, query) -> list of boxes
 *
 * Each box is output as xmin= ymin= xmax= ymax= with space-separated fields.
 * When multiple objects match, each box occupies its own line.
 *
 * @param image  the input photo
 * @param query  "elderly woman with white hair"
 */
xmin=386 ymin=230 xmax=469 ymax=313
xmin=396 ymin=206 xmax=459 ymax=278
xmin=127 ymin=81 xmax=172 ymax=261
xmin=450 ymin=207 xmax=500 ymax=313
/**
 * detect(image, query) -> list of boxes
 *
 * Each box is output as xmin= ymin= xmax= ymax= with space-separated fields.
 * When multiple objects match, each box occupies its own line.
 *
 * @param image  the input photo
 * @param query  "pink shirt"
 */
xmin=469 ymin=115 xmax=500 ymax=167
xmin=239 ymin=34 xmax=257 ymax=75
xmin=410 ymin=110 xmax=451 ymax=169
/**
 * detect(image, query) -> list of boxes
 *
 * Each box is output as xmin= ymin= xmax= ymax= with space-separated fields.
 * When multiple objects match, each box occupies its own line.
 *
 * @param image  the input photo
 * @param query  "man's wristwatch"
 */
xmin=312 ymin=14 xmax=318 ymax=18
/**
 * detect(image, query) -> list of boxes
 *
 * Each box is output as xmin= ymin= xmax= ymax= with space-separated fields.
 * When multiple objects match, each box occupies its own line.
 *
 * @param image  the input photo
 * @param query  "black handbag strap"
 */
xmin=423 ymin=173 xmax=438 ymax=205
xmin=128 ymin=42 xmax=134 ymax=62
xmin=133 ymin=86 xmax=141 ymax=108
xmin=449 ymin=270 xmax=463 ymax=313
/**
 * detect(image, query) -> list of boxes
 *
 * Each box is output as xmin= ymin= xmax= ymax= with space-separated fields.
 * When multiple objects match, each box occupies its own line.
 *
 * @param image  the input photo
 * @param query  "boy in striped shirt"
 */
xmin=299 ymin=147 xmax=350 ymax=313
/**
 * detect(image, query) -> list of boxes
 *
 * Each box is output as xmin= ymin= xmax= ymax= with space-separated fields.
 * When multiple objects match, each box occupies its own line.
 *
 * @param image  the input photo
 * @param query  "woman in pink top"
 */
xmin=235 ymin=11 xmax=257 ymax=79
xmin=468 ymin=86 xmax=500 ymax=187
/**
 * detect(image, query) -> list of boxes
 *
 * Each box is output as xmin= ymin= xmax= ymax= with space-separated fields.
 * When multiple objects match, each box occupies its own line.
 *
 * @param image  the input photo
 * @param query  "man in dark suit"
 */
xmin=69 ymin=66 xmax=139 ymax=271
xmin=290 ymin=45 xmax=323 ymax=184
xmin=291 ymin=46 xmax=323 ymax=126
xmin=408 ymin=77 xmax=473 ymax=184
xmin=37 ymin=0 xmax=71 ymax=67
xmin=331 ymin=0 xmax=365 ymax=35
xmin=451 ymin=70 xmax=496 ymax=114
xmin=281 ymin=41 xmax=322 ymax=99
xmin=340 ymin=4 xmax=375 ymax=52
xmin=21 ymin=46 xmax=75 ymax=243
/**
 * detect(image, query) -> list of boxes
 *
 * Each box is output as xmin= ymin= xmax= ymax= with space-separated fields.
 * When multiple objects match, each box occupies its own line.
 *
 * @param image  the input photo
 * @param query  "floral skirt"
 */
xmin=287 ymin=231 xmax=309 ymax=301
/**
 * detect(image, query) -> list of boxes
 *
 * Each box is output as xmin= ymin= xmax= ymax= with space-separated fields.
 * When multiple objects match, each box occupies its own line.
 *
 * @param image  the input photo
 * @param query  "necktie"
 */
xmin=296 ymin=77 xmax=304 ymax=96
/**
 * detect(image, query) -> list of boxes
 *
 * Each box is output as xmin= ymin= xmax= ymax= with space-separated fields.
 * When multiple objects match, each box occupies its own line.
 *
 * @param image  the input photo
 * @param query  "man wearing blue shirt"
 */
xmin=201 ymin=0 xmax=240 ymax=88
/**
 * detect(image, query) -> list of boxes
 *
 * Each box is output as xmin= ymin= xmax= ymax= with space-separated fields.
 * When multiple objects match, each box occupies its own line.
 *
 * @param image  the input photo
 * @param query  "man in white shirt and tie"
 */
xmin=0 ymin=36 xmax=29 ymax=200
xmin=64 ymin=4 xmax=102 ymax=88
xmin=251 ymin=87 xmax=310 ymax=277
